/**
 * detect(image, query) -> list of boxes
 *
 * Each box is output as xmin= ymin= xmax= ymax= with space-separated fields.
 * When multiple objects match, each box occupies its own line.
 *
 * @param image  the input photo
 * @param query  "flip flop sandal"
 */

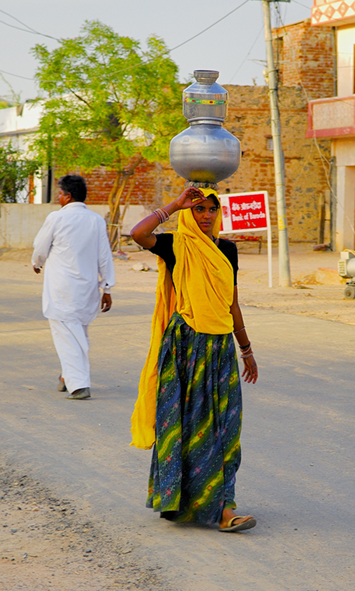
xmin=57 ymin=375 xmax=67 ymax=392
xmin=65 ymin=388 xmax=91 ymax=400
xmin=219 ymin=515 xmax=256 ymax=533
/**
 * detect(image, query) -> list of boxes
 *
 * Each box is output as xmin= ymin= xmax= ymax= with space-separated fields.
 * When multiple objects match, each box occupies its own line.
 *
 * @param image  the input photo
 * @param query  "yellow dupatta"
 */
xmin=130 ymin=192 xmax=234 ymax=450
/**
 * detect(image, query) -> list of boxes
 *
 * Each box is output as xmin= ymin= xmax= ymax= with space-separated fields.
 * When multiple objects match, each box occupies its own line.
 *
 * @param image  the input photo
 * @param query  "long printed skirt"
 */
xmin=146 ymin=312 xmax=242 ymax=524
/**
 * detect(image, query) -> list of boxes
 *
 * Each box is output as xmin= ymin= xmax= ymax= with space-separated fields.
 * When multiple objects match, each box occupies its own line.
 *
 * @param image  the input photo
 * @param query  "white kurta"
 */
xmin=32 ymin=202 xmax=115 ymax=324
xmin=32 ymin=202 xmax=115 ymax=394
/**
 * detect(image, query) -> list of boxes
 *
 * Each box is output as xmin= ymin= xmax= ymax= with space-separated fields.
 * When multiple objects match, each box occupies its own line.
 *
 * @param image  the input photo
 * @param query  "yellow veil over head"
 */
xmin=130 ymin=191 xmax=235 ymax=449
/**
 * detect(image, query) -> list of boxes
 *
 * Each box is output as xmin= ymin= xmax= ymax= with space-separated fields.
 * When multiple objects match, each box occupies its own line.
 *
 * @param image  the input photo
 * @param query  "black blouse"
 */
xmin=149 ymin=233 xmax=239 ymax=285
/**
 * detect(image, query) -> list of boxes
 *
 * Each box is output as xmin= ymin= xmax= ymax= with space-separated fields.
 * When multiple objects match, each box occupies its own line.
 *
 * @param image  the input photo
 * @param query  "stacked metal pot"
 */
xmin=169 ymin=70 xmax=240 ymax=185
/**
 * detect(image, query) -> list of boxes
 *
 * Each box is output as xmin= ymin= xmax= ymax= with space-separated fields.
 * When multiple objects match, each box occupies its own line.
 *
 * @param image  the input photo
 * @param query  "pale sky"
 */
xmin=0 ymin=0 xmax=314 ymax=103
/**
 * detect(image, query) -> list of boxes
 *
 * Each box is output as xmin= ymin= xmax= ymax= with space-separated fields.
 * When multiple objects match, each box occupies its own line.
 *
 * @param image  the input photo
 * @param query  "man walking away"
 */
xmin=32 ymin=175 xmax=115 ymax=400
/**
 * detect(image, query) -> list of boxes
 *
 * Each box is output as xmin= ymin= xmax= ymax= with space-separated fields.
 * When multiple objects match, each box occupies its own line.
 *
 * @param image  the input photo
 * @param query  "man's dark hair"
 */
xmin=58 ymin=175 xmax=87 ymax=202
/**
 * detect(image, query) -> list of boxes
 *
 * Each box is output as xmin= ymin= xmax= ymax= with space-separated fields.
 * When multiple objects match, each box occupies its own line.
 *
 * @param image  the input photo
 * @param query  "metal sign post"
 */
xmin=219 ymin=191 xmax=273 ymax=288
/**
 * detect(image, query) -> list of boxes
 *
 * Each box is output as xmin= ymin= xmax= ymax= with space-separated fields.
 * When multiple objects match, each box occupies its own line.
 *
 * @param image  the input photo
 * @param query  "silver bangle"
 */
xmin=234 ymin=326 xmax=245 ymax=335
xmin=153 ymin=210 xmax=162 ymax=223
xmin=153 ymin=208 xmax=169 ymax=224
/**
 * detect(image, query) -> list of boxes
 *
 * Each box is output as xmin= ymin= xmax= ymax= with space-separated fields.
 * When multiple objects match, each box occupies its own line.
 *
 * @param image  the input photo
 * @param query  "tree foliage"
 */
xmin=0 ymin=73 xmax=21 ymax=108
xmin=0 ymin=143 xmax=39 ymax=203
xmin=31 ymin=21 xmax=186 ymax=248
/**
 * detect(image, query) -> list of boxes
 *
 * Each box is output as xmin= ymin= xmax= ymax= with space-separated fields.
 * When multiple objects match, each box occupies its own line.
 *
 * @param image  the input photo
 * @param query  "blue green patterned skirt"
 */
xmin=146 ymin=312 xmax=242 ymax=524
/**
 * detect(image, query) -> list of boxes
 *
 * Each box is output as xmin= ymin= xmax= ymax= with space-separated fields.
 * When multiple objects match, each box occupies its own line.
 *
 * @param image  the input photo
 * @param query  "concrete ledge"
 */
xmin=0 ymin=204 xmax=147 ymax=249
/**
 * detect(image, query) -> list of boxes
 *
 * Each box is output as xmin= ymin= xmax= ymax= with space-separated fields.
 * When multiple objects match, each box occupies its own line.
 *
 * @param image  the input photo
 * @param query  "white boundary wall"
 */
xmin=0 ymin=204 xmax=147 ymax=249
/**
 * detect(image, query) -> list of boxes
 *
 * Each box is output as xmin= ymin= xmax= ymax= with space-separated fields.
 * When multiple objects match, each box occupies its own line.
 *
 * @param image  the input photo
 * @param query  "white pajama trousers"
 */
xmin=49 ymin=319 xmax=90 ymax=394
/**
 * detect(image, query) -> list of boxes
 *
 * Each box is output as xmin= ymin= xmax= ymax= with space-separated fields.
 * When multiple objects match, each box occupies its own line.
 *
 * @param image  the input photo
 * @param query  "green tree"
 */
xmin=0 ymin=73 xmax=21 ymax=108
xmin=31 ymin=21 xmax=186 ymax=249
xmin=0 ymin=143 xmax=39 ymax=203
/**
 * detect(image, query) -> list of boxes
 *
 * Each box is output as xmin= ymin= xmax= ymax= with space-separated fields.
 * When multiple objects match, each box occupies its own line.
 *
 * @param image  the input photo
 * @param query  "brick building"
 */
xmin=307 ymin=0 xmax=355 ymax=250
xmin=77 ymin=19 xmax=336 ymax=243
xmin=155 ymin=19 xmax=335 ymax=243
xmin=272 ymin=18 xmax=335 ymax=99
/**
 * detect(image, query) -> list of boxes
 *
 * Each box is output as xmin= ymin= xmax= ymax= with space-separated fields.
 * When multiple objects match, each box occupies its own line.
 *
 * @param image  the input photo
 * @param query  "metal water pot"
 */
xmin=169 ymin=70 xmax=240 ymax=184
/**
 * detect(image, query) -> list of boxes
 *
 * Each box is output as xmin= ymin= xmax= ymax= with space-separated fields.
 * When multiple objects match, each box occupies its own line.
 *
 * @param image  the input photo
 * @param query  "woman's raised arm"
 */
xmin=130 ymin=187 xmax=205 ymax=249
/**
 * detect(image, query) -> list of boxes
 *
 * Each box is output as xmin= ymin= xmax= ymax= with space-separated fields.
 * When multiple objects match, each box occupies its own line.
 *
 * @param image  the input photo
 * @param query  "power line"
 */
xmin=0 ymin=10 xmax=58 ymax=41
xmin=0 ymin=0 xmax=249 ymax=80
xmin=0 ymin=2 xmax=250 ymax=83
xmin=0 ymin=68 xmax=33 ymax=81
xmin=0 ymin=8 xmax=41 ymax=34
xmin=169 ymin=1 xmax=250 ymax=52
xmin=292 ymin=0 xmax=312 ymax=9
xmin=0 ymin=18 xmax=58 ymax=40
xmin=78 ymin=1 xmax=251 ymax=79
xmin=0 ymin=2 xmax=250 ymax=55
xmin=229 ymin=24 xmax=264 ymax=83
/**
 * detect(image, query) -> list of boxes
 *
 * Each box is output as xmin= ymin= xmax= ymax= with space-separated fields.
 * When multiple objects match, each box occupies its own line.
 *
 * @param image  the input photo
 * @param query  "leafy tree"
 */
xmin=0 ymin=143 xmax=39 ymax=203
xmin=0 ymin=73 xmax=21 ymax=108
xmin=31 ymin=21 xmax=186 ymax=249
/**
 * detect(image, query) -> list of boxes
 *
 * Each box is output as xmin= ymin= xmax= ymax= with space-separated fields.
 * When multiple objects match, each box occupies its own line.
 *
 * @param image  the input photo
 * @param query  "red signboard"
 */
xmin=219 ymin=191 xmax=272 ymax=286
xmin=220 ymin=192 xmax=268 ymax=233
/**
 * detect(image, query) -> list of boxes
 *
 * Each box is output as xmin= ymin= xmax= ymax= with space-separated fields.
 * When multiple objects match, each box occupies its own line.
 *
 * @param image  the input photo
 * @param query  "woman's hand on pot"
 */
xmin=242 ymin=355 xmax=258 ymax=384
xmin=174 ymin=187 xmax=206 ymax=210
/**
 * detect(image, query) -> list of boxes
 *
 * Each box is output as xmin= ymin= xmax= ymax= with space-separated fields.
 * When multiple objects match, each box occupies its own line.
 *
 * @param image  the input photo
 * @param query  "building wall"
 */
xmin=308 ymin=2 xmax=355 ymax=251
xmin=311 ymin=0 xmax=355 ymax=27
xmin=53 ymin=160 xmax=162 ymax=210
xmin=156 ymin=86 xmax=330 ymax=243
xmin=337 ymin=25 xmax=355 ymax=96
xmin=0 ymin=203 xmax=147 ymax=249
xmin=217 ymin=86 xmax=330 ymax=242
xmin=332 ymin=137 xmax=355 ymax=250
xmin=273 ymin=19 xmax=335 ymax=100
xmin=333 ymin=137 xmax=355 ymax=166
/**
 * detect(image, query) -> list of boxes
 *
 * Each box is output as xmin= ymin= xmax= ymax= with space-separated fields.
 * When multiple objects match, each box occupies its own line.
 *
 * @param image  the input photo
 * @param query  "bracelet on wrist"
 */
xmin=239 ymin=342 xmax=251 ymax=351
xmin=233 ymin=326 xmax=245 ymax=335
xmin=153 ymin=208 xmax=170 ymax=224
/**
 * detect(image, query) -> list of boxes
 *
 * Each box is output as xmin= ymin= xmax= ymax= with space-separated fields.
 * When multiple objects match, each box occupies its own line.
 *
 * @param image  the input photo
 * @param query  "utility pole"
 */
xmin=262 ymin=0 xmax=292 ymax=287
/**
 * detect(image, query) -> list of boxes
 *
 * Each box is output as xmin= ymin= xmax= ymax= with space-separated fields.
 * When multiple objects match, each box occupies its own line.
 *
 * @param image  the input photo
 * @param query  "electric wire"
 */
xmin=0 ymin=8 xmax=45 ymax=34
xmin=292 ymin=0 xmax=313 ymax=10
xmin=80 ymin=0 xmax=251 ymax=79
xmin=169 ymin=0 xmax=250 ymax=52
xmin=0 ymin=8 xmax=59 ymax=40
xmin=229 ymin=24 xmax=264 ymax=83
xmin=0 ymin=2 xmax=252 ymax=50
xmin=0 ymin=18 xmax=58 ymax=40
xmin=0 ymin=1 xmax=250 ymax=84
xmin=0 ymin=68 xmax=33 ymax=81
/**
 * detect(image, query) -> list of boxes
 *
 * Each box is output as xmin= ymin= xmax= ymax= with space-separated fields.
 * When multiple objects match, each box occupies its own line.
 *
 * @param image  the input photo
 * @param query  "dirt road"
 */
xmin=0 ymin=246 xmax=354 ymax=591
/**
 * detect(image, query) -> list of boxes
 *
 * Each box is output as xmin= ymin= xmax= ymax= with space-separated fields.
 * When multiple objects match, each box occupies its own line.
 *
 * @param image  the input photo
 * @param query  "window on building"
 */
xmin=266 ymin=136 xmax=274 ymax=151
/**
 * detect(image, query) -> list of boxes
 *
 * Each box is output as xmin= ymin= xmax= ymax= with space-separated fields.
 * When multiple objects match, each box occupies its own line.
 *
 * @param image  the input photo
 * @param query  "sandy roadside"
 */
xmin=0 ymin=460 xmax=169 ymax=591
xmin=110 ymin=242 xmax=355 ymax=326
xmin=1 ymin=243 xmax=354 ymax=326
